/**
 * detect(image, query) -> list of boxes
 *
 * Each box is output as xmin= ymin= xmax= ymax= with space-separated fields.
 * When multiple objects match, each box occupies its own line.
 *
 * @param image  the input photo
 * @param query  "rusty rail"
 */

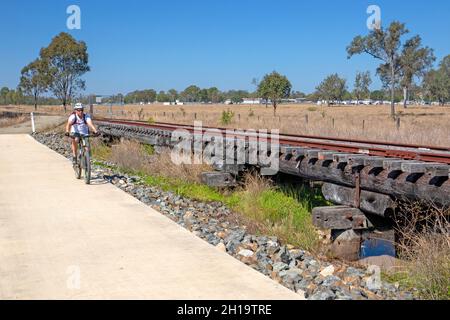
xmin=95 ymin=117 xmax=450 ymax=165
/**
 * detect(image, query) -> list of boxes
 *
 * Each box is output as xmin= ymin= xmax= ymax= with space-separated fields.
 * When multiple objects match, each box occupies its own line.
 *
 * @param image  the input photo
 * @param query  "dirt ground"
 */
xmin=0 ymin=113 xmax=66 ymax=134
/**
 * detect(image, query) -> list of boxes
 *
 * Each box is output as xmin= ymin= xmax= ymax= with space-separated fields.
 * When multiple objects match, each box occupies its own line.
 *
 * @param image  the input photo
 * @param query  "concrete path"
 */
xmin=0 ymin=135 xmax=300 ymax=299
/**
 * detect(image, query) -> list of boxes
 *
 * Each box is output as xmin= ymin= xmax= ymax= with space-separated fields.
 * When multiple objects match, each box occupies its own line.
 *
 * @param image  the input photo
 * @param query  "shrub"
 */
xmin=394 ymin=202 xmax=450 ymax=300
xmin=220 ymin=109 xmax=235 ymax=125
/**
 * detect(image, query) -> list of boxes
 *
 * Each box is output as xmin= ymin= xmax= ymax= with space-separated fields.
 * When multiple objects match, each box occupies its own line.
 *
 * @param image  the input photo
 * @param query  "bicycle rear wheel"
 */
xmin=84 ymin=152 xmax=91 ymax=184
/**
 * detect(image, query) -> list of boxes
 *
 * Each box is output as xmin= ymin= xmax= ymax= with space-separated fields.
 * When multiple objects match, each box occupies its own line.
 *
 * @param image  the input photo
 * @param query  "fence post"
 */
xmin=305 ymin=114 xmax=309 ymax=124
xmin=30 ymin=112 xmax=35 ymax=133
xmin=332 ymin=118 xmax=335 ymax=128
xmin=362 ymin=119 xmax=365 ymax=131
xmin=396 ymin=117 xmax=401 ymax=130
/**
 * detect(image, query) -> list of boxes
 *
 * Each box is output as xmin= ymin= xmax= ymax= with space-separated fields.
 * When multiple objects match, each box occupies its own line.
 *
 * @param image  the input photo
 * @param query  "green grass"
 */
xmin=234 ymin=187 xmax=319 ymax=250
xmin=91 ymin=143 xmax=112 ymax=161
xmin=141 ymin=143 xmax=154 ymax=156
xmin=278 ymin=184 xmax=331 ymax=211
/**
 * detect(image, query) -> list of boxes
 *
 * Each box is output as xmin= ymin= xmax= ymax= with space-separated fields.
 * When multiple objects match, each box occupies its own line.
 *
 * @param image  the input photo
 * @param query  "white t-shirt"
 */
xmin=69 ymin=113 xmax=91 ymax=135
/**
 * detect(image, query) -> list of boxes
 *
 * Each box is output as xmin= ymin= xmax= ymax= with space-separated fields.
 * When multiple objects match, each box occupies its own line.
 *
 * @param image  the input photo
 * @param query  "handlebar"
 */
xmin=67 ymin=132 xmax=100 ymax=138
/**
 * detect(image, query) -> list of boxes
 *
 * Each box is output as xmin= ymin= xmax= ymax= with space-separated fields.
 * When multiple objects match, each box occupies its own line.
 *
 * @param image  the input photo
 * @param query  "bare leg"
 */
xmin=71 ymin=138 xmax=79 ymax=163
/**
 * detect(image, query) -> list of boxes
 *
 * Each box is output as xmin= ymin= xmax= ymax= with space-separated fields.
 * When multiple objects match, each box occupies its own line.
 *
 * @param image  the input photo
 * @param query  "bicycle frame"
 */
xmin=72 ymin=133 xmax=92 ymax=184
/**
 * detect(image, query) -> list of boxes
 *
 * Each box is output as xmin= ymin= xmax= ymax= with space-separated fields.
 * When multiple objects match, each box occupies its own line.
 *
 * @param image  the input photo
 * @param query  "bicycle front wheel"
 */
xmin=74 ymin=152 xmax=82 ymax=179
xmin=84 ymin=152 xmax=91 ymax=184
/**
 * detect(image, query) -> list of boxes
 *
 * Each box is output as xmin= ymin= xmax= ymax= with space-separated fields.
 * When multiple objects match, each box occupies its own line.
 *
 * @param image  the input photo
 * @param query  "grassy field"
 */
xmin=3 ymin=103 xmax=450 ymax=146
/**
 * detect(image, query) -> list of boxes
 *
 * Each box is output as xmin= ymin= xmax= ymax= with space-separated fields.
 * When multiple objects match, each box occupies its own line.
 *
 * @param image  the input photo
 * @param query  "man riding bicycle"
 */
xmin=65 ymin=103 xmax=99 ymax=165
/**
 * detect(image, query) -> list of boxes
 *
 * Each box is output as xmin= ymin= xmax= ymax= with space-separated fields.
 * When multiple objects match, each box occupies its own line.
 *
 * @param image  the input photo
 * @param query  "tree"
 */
xmin=142 ymin=89 xmax=157 ymax=103
xmin=316 ymin=73 xmax=347 ymax=106
xmin=157 ymin=91 xmax=169 ymax=102
xmin=168 ymin=89 xmax=178 ymax=103
xmin=370 ymin=89 xmax=387 ymax=101
xmin=207 ymin=87 xmax=221 ymax=103
xmin=257 ymin=71 xmax=292 ymax=115
xmin=18 ymin=59 xmax=50 ymax=110
xmin=198 ymin=88 xmax=209 ymax=103
xmin=353 ymin=71 xmax=372 ymax=100
xmin=396 ymin=36 xmax=435 ymax=108
xmin=181 ymin=85 xmax=201 ymax=102
xmin=347 ymin=21 xmax=409 ymax=117
xmin=225 ymin=90 xmax=248 ymax=104
xmin=290 ymin=90 xmax=306 ymax=99
xmin=0 ymin=87 xmax=9 ymax=104
xmin=423 ymin=55 xmax=450 ymax=105
xmin=40 ymin=32 xmax=90 ymax=112
xmin=343 ymin=90 xmax=353 ymax=101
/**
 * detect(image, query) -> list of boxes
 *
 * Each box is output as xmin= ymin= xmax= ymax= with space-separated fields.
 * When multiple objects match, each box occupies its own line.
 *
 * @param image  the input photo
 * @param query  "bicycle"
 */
xmin=68 ymin=132 xmax=99 ymax=184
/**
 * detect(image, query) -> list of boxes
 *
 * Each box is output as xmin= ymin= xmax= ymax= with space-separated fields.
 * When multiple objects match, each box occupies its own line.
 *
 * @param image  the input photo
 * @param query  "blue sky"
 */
xmin=1 ymin=0 xmax=449 ymax=95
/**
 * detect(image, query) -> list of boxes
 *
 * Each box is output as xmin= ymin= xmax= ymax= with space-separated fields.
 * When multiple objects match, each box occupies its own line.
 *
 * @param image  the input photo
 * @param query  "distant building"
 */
xmin=242 ymin=98 xmax=263 ymax=105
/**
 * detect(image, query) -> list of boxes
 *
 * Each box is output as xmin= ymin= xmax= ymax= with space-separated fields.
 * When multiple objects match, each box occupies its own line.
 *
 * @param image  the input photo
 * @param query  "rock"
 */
xmin=345 ymin=266 xmax=364 ymax=278
xmin=183 ymin=210 xmax=193 ymax=218
xmin=320 ymin=265 xmax=335 ymax=277
xmin=309 ymin=289 xmax=335 ymax=300
xmin=296 ymin=289 xmax=306 ymax=299
xmin=358 ymin=255 xmax=403 ymax=273
xmin=272 ymin=262 xmax=289 ymax=273
xmin=216 ymin=242 xmax=226 ymax=252
xmin=322 ymin=275 xmax=342 ymax=287
xmin=238 ymin=249 xmax=254 ymax=258
xmin=274 ymin=245 xmax=291 ymax=264
xmin=266 ymin=240 xmax=280 ymax=255
xmin=289 ymin=249 xmax=304 ymax=261
xmin=330 ymin=229 xmax=361 ymax=261
xmin=281 ymin=269 xmax=303 ymax=284
xmin=216 ymin=231 xmax=227 ymax=239
xmin=225 ymin=230 xmax=245 ymax=243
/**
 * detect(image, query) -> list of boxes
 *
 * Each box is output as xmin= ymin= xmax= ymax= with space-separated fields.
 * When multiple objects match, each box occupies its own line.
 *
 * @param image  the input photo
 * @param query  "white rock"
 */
xmin=238 ymin=249 xmax=254 ymax=257
xmin=320 ymin=265 xmax=335 ymax=277
xmin=296 ymin=289 xmax=306 ymax=299
xmin=216 ymin=243 xmax=226 ymax=252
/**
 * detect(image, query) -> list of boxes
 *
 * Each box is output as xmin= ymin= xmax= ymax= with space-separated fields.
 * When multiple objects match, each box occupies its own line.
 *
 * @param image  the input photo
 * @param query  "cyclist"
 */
xmin=65 ymin=103 xmax=99 ymax=165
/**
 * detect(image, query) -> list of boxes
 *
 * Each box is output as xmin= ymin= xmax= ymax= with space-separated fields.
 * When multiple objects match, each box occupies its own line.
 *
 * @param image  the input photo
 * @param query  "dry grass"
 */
xmin=0 ymin=112 xmax=28 ymax=128
xmin=394 ymin=202 xmax=450 ymax=300
xmin=107 ymin=139 xmax=211 ymax=184
xmin=8 ymin=103 xmax=450 ymax=147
